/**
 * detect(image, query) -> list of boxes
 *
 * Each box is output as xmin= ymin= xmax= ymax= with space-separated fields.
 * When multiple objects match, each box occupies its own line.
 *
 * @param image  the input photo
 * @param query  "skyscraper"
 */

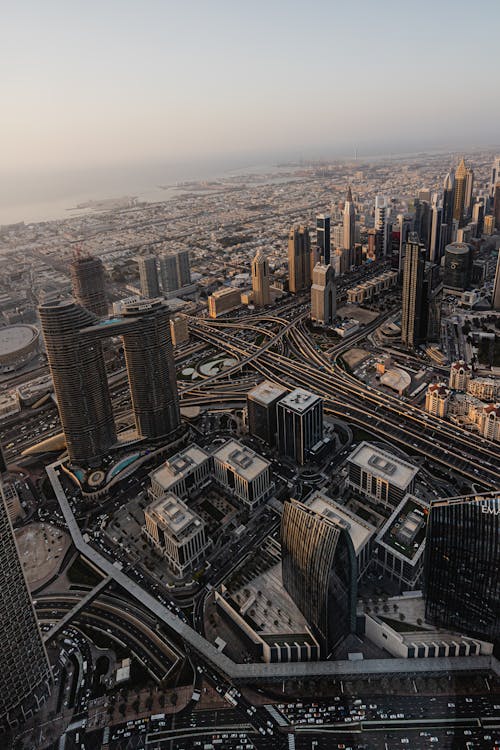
xmin=160 ymin=250 xmax=191 ymax=293
xmin=424 ymin=493 xmax=499 ymax=644
xmin=138 ymin=255 xmax=160 ymax=298
xmin=288 ymin=225 xmax=311 ymax=293
xmin=251 ymin=249 xmax=271 ymax=307
xmin=0 ymin=440 xmax=6 ymax=475
xmin=397 ymin=214 xmax=411 ymax=273
xmin=471 ymin=199 xmax=485 ymax=237
xmin=0 ymin=476 xmax=51 ymax=731
xmin=489 ymin=155 xmax=500 ymax=200
xmin=343 ymin=187 xmax=356 ymax=258
xmin=39 ymin=298 xmax=117 ymax=466
xmin=247 ymin=380 xmax=288 ymax=446
xmin=311 ymin=263 xmax=336 ymax=326
xmin=316 ymin=214 xmax=331 ymax=265
xmin=277 ymin=388 xmax=323 ymax=465
xmin=70 ymin=253 xmax=108 ymax=318
xmin=464 ymin=167 xmax=474 ymax=218
xmin=442 ymin=171 xmax=455 ymax=246
xmin=159 ymin=253 xmax=179 ymax=293
xmin=493 ymin=183 xmax=500 ymax=231
xmin=443 ymin=242 xmax=472 ymax=292
xmin=119 ymin=298 xmax=181 ymax=441
xmin=375 ymin=195 xmax=389 ymax=257
xmin=401 ymin=234 xmax=426 ymax=347
xmin=428 ymin=197 xmax=443 ymax=264
xmin=453 ymin=158 xmax=468 ymax=227
xmin=281 ymin=498 xmax=357 ymax=657
xmin=492 ymin=251 xmax=500 ymax=312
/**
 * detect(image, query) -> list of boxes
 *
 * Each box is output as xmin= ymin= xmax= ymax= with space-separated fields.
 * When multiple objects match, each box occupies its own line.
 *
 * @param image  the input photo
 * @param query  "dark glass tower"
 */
xmin=70 ymin=253 xmax=108 ymax=318
xmin=0 ymin=478 xmax=51 ymax=731
xmin=401 ymin=234 xmax=427 ymax=347
xmin=424 ymin=494 xmax=500 ymax=644
xmin=281 ymin=498 xmax=357 ymax=657
xmin=316 ymin=214 xmax=331 ymax=265
xmin=39 ymin=298 xmax=117 ymax=466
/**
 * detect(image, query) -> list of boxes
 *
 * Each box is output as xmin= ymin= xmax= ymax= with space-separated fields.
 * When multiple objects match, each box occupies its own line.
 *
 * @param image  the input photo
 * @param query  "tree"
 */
xmin=119 ymin=703 xmax=126 ymax=716
xmin=170 ymin=692 xmax=178 ymax=706
xmin=132 ymin=699 xmax=140 ymax=714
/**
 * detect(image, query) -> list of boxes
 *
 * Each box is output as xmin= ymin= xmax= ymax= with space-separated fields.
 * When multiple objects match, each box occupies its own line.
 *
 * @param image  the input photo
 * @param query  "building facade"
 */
xmin=208 ymin=287 xmax=242 ymax=318
xmin=310 ymin=263 xmax=336 ymax=325
xmin=347 ymin=442 xmax=418 ymax=510
xmin=251 ymin=249 xmax=271 ymax=307
xmin=449 ymin=360 xmax=471 ymax=391
xmin=424 ymin=493 xmax=499 ymax=643
xmin=277 ymin=388 xmax=323 ymax=465
xmin=281 ymin=498 xmax=357 ymax=657
xmin=401 ymin=235 xmax=426 ymax=347
xmin=212 ymin=440 xmax=273 ymax=510
xmin=453 ymin=158 xmax=468 ymax=227
xmin=247 ymin=380 xmax=288 ymax=446
xmin=288 ymin=225 xmax=311 ymax=293
xmin=149 ymin=445 xmax=212 ymax=500
xmin=0 ymin=478 xmax=52 ymax=731
xmin=425 ymin=383 xmax=450 ymax=417
xmin=70 ymin=253 xmax=108 ymax=318
xmin=170 ymin=314 xmax=189 ymax=347
xmin=138 ymin=255 xmax=160 ymax=298
xmin=343 ymin=187 xmax=356 ymax=254
xmin=144 ymin=493 xmax=210 ymax=577
xmin=316 ymin=214 xmax=331 ymax=265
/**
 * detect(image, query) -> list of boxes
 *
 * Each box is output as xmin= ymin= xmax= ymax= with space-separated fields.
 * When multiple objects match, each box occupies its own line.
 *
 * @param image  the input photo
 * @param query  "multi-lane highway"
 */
xmin=186 ymin=309 xmax=499 ymax=490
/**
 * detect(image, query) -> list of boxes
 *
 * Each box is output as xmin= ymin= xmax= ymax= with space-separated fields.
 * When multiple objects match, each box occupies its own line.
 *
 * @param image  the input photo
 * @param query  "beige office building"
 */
xmin=251 ymin=249 xmax=271 ymax=307
xmin=311 ymin=263 xmax=336 ymax=325
xmin=212 ymin=439 xmax=273 ymax=510
xmin=208 ymin=287 xmax=242 ymax=318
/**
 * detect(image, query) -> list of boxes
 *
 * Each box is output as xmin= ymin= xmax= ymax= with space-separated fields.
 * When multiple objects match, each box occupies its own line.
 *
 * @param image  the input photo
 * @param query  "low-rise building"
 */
xmin=333 ymin=319 xmax=360 ymax=338
xmin=212 ymin=439 xmax=273 ymax=510
xmin=208 ymin=287 xmax=242 ymax=318
xmin=347 ymin=442 xmax=418 ymax=511
xmin=467 ymin=377 xmax=499 ymax=402
xmin=425 ymin=383 xmax=450 ymax=417
xmin=143 ymin=493 xmax=210 ymax=577
xmin=149 ymin=445 xmax=212 ymax=501
xmin=169 ymin=314 xmax=189 ymax=347
xmin=374 ymin=494 xmax=428 ymax=589
xmin=449 ymin=360 xmax=471 ymax=391
xmin=0 ymin=391 xmax=20 ymax=420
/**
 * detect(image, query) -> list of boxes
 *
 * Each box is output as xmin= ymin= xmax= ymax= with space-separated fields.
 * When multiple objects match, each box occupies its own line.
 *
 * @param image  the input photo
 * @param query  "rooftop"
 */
xmin=151 ymin=445 xmax=211 ymax=490
xmin=307 ymin=491 xmax=375 ymax=555
xmin=376 ymin=494 xmax=428 ymax=563
xmin=247 ymin=380 xmax=288 ymax=406
xmin=278 ymin=387 xmax=322 ymax=413
xmin=0 ymin=324 xmax=39 ymax=356
xmin=146 ymin=493 xmax=203 ymax=538
xmin=348 ymin=442 xmax=418 ymax=490
xmin=213 ymin=439 xmax=270 ymax=481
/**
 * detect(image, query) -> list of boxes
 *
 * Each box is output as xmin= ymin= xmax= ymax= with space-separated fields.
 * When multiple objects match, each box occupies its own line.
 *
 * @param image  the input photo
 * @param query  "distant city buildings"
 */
xmin=277 ymin=388 xmax=323 ymax=465
xmin=281 ymin=497 xmax=357 ymax=657
xmin=424 ymin=493 xmax=499 ymax=644
xmin=310 ymin=263 xmax=336 ymax=325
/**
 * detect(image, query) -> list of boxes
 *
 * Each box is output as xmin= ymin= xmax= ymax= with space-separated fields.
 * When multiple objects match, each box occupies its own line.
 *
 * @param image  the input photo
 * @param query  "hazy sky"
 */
xmin=2 ymin=0 xmax=500 ymax=172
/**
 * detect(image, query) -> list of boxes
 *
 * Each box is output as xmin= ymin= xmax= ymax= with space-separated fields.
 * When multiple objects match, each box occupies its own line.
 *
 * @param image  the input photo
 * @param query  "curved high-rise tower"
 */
xmin=251 ymin=249 xmax=271 ymax=307
xmin=39 ymin=299 xmax=116 ymax=466
xmin=120 ymin=298 xmax=181 ymax=440
xmin=70 ymin=253 xmax=108 ymax=318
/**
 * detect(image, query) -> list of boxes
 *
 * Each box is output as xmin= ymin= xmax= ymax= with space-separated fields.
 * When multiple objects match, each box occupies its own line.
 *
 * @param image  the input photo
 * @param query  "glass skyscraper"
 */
xmin=424 ymin=493 xmax=500 ymax=644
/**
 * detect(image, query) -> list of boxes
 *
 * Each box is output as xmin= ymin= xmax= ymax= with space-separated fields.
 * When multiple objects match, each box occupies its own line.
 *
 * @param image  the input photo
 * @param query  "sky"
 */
xmin=1 ymin=0 xmax=500 ymax=175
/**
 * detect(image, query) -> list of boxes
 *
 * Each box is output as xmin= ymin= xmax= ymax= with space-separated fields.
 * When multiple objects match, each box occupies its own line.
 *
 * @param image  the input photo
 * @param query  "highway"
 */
xmin=186 ymin=310 xmax=500 ymax=490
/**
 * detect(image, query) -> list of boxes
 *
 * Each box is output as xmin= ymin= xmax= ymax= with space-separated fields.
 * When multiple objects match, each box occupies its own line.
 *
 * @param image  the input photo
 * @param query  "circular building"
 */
xmin=443 ymin=242 xmax=472 ymax=292
xmin=0 ymin=324 xmax=40 ymax=373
